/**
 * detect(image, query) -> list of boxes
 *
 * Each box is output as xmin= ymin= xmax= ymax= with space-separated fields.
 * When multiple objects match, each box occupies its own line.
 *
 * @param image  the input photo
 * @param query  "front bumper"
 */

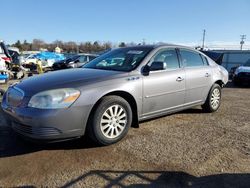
xmin=1 ymin=96 xmax=90 ymax=142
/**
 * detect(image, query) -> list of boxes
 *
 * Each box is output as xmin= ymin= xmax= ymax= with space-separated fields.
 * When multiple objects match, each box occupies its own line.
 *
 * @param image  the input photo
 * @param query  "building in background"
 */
xmin=55 ymin=46 xmax=62 ymax=53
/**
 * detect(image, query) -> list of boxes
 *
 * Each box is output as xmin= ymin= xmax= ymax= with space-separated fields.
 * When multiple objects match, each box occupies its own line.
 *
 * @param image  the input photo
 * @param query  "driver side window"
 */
xmin=149 ymin=49 xmax=180 ymax=70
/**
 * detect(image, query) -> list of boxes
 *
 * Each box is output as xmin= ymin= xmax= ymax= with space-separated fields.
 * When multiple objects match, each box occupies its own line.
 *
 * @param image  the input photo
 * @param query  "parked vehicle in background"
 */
xmin=0 ymin=41 xmax=27 ymax=80
xmin=35 ymin=52 xmax=65 ymax=69
xmin=23 ymin=54 xmax=37 ymax=65
xmin=0 ymin=57 xmax=9 ymax=84
xmin=8 ymin=49 xmax=27 ymax=79
xmin=0 ymin=40 xmax=12 ymax=68
xmin=203 ymin=50 xmax=250 ymax=78
xmin=0 ymin=41 xmax=12 ymax=83
xmin=233 ymin=59 xmax=250 ymax=86
xmin=201 ymin=51 xmax=223 ymax=65
xmin=52 ymin=53 xmax=98 ymax=70
xmin=22 ymin=52 xmax=66 ymax=74
xmin=2 ymin=45 xmax=228 ymax=145
xmin=221 ymin=51 xmax=250 ymax=77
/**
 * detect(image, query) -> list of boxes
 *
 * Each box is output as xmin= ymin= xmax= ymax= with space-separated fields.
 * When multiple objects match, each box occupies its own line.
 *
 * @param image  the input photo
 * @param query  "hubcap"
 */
xmin=100 ymin=104 xmax=127 ymax=139
xmin=211 ymin=88 xmax=220 ymax=109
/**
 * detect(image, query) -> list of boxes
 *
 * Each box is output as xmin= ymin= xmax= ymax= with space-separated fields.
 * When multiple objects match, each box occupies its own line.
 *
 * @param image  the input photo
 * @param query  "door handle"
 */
xmin=205 ymin=73 xmax=211 ymax=77
xmin=176 ymin=77 xmax=184 ymax=82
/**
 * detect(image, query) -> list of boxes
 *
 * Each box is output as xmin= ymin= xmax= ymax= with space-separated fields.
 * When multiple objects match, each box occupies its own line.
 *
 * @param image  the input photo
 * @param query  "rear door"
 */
xmin=179 ymin=48 xmax=212 ymax=104
xmin=142 ymin=48 xmax=185 ymax=116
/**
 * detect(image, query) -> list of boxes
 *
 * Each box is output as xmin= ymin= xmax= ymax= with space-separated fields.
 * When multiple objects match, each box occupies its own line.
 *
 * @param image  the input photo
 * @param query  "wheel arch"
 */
xmin=214 ymin=80 xmax=224 ymax=88
xmin=86 ymin=90 xmax=139 ymax=130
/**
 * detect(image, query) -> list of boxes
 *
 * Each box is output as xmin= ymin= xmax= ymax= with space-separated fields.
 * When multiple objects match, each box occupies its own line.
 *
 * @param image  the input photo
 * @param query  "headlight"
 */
xmin=28 ymin=88 xmax=80 ymax=109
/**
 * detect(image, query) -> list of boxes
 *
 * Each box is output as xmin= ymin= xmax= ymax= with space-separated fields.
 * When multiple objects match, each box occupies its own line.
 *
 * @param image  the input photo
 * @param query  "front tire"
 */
xmin=88 ymin=96 xmax=132 ymax=145
xmin=202 ymin=84 xmax=222 ymax=113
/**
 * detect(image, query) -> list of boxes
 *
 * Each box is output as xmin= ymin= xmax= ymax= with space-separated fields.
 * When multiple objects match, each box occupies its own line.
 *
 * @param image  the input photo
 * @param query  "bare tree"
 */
xmin=12 ymin=39 xmax=114 ymax=53
xmin=32 ymin=39 xmax=45 ymax=50
xmin=119 ymin=42 xmax=126 ymax=47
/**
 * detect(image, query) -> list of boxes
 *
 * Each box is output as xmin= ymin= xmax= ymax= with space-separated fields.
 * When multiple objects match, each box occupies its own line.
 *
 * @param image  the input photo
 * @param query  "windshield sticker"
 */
xmin=127 ymin=50 xmax=144 ymax=55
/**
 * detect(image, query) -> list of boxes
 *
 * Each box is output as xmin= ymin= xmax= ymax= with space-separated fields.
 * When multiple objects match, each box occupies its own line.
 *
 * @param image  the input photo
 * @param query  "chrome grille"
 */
xmin=6 ymin=87 xmax=24 ymax=107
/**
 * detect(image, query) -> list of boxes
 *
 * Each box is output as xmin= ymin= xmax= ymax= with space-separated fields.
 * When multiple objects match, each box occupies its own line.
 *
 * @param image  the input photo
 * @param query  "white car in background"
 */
xmin=23 ymin=54 xmax=38 ymax=65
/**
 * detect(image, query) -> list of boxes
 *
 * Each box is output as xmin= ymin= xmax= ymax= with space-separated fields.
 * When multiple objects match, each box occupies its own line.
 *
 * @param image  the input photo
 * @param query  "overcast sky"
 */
xmin=1 ymin=0 xmax=250 ymax=48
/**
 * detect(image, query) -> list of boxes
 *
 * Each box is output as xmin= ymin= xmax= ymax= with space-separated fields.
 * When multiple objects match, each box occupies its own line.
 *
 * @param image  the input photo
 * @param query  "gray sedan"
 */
xmin=1 ymin=45 xmax=228 ymax=145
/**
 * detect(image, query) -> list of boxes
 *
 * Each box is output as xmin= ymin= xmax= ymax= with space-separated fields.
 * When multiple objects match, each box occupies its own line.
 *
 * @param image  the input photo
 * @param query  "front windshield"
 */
xmin=83 ymin=47 xmax=152 ymax=72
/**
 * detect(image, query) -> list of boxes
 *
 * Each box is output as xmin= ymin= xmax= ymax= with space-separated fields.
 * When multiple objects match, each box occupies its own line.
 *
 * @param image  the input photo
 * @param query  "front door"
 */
xmin=142 ymin=48 xmax=185 ymax=116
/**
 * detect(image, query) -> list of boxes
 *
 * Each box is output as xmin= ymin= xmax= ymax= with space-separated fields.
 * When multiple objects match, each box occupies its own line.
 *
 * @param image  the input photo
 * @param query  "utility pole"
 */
xmin=142 ymin=38 xmax=146 ymax=45
xmin=202 ymin=29 xmax=206 ymax=49
xmin=240 ymin=35 xmax=246 ymax=50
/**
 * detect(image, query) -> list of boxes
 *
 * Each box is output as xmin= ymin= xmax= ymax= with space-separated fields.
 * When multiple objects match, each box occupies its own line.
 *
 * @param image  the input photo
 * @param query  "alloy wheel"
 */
xmin=211 ymin=88 xmax=221 ymax=109
xmin=100 ymin=104 xmax=127 ymax=139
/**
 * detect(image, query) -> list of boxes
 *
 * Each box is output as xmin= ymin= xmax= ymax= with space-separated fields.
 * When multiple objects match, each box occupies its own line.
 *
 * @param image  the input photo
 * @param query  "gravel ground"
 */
xmin=0 ymin=82 xmax=249 ymax=187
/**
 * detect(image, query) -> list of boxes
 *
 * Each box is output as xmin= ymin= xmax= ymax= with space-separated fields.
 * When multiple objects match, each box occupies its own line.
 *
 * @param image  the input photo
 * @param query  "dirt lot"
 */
xmin=0 ymin=82 xmax=249 ymax=187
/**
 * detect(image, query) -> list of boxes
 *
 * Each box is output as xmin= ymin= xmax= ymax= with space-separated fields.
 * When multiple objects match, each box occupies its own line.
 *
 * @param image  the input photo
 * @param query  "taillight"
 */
xmin=1 ymin=57 xmax=11 ymax=62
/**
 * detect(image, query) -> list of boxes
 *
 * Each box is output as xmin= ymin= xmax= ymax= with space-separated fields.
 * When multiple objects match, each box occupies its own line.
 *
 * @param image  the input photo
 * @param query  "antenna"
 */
xmin=240 ymin=35 xmax=246 ymax=50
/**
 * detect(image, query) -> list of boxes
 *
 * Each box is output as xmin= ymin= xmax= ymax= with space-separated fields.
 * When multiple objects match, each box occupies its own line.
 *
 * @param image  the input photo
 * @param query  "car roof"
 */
xmin=119 ymin=44 xmax=195 ymax=51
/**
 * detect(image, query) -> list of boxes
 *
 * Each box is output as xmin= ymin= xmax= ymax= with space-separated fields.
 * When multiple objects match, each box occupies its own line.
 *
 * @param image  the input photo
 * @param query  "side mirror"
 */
xmin=150 ymin=61 xmax=166 ymax=71
xmin=142 ymin=65 xmax=150 ymax=76
xmin=142 ymin=61 xmax=167 ymax=76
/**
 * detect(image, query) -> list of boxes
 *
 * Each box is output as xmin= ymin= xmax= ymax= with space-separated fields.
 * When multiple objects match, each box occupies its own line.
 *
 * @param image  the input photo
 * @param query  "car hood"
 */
xmin=237 ymin=66 xmax=250 ymax=73
xmin=15 ymin=68 xmax=126 ymax=96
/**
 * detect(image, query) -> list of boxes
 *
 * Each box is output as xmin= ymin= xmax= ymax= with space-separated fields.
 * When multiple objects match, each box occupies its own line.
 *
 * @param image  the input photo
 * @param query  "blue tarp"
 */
xmin=0 ymin=74 xmax=8 ymax=80
xmin=34 ymin=52 xmax=65 ymax=62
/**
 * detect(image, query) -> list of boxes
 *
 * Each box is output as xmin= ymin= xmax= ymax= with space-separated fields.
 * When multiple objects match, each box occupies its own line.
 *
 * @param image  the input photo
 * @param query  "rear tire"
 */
xmin=88 ymin=96 xmax=132 ymax=145
xmin=202 ymin=84 xmax=222 ymax=113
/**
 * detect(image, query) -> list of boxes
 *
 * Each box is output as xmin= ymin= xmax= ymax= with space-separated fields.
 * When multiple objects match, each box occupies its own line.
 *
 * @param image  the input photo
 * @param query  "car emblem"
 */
xmin=127 ymin=77 xmax=140 ymax=81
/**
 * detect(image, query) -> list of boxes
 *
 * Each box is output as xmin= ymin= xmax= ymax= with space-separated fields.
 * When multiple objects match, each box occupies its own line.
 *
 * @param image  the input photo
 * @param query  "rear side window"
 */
xmin=180 ymin=49 xmax=204 ymax=67
xmin=89 ymin=56 xmax=97 ymax=61
xmin=150 ymin=49 xmax=180 ymax=69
